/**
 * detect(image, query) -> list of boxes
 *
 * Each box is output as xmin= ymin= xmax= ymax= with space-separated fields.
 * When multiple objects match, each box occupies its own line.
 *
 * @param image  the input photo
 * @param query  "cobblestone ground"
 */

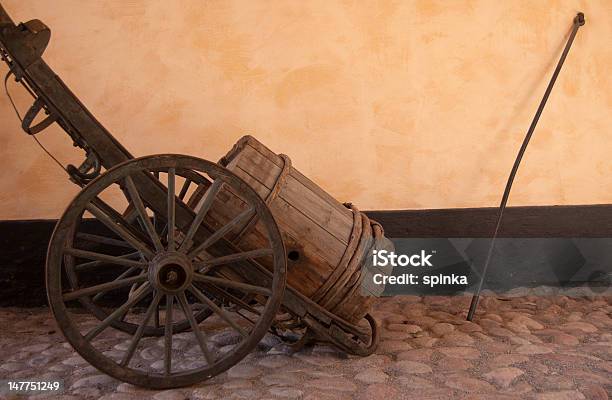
xmin=1 ymin=295 xmax=610 ymax=400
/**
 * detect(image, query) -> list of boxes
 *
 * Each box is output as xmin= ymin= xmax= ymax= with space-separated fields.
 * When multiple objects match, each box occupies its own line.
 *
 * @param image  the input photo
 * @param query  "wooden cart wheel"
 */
xmin=46 ymin=154 xmax=287 ymax=388
xmin=63 ymin=166 xmax=217 ymax=336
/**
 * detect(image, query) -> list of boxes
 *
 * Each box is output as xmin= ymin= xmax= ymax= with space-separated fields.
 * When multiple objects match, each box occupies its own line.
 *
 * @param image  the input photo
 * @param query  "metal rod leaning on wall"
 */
xmin=467 ymin=12 xmax=586 ymax=321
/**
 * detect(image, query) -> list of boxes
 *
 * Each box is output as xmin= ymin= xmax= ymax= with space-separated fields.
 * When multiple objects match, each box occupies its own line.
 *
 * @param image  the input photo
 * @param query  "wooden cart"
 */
xmin=0 ymin=4 xmax=389 ymax=389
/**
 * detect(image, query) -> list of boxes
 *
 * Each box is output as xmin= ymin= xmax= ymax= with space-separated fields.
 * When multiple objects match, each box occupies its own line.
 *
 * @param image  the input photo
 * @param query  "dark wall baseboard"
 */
xmin=1 ymin=204 xmax=611 ymax=307
xmin=1 ymin=220 xmax=56 ymax=307
xmin=368 ymin=204 xmax=612 ymax=238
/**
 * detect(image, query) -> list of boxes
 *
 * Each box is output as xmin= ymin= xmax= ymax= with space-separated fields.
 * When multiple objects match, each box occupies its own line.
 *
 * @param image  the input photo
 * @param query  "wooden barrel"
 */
xmin=204 ymin=135 xmax=390 ymax=324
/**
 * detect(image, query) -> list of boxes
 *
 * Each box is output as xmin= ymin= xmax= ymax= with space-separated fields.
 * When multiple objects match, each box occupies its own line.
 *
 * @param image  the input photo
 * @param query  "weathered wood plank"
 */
xmin=231 ymin=144 xmax=353 ymax=244
xmin=234 ymin=136 xmax=353 ymax=218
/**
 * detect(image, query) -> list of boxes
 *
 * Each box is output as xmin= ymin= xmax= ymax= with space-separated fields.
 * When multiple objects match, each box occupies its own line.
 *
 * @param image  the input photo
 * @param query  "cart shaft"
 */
xmin=0 ymin=2 xmax=132 ymax=177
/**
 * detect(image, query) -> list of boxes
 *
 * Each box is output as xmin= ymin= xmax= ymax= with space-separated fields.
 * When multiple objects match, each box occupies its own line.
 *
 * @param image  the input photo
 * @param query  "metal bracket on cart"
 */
xmin=66 ymin=148 xmax=102 ymax=185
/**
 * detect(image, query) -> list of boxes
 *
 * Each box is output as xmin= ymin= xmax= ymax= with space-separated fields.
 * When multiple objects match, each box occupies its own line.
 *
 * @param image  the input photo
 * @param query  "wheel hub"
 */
xmin=148 ymin=252 xmax=193 ymax=294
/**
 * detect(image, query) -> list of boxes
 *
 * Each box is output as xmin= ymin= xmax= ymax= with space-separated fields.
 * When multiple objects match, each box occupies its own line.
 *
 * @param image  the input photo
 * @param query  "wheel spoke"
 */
xmin=188 ymin=285 xmax=247 ymax=338
xmin=75 ymin=251 xmax=141 ymax=272
xmin=179 ymin=178 xmax=224 ymax=253
xmin=177 ymin=292 xmax=213 ymax=364
xmin=84 ymin=283 xmax=151 ymax=341
xmin=86 ymin=201 xmax=155 ymax=260
xmin=199 ymin=282 xmax=262 ymax=317
xmin=124 ymin=176 xmax=164 ymax=252
xmin=152 ymin=171 xmax=160 ymax=232
xmin=194 ymin=248 xmax=273 ymax=271
xmin=187 ymin=207 xmax=255 ymax=259
xmin=120 ymin=291 xmax=162 ymax=367
xmin=178 ymin=178 xmax=191 ymax=200
xmin=164 ymin=294 xmax=174 ymax=375
xmin=167 ymin=168 xmax=176 ymax=251
xmin=193 ymin=273 xmax=271 ymax=296
xmin=66 ymin=248 xmax=147 ymax=270
xmin=75 ymin=233 xmax=132 ymax=249
xmin=92 ymin=267 xmax=140 ymax=302
xmin=122 ymin=202 xmax=138 ymax=224
xmin=154 ymin=290 xmax=161 ymax=328
xmin=63 ymin=274 xmax=146 ymax=301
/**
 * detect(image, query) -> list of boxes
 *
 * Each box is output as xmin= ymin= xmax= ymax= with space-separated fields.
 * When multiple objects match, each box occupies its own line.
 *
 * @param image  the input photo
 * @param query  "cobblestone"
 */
xmin=268 ymin=387 xmax=303 ymax=398
xmin=308 ymin=377 xmax=357 ymax=392
xmin=437 ymin=346 xmax=481 ymax=359
xmin=0 ymin=294 xmax=609 ymax=399
xmin=390 ymin=360 xmax=433 ymax=374
xmin=354 ymin=368 xmax=388 ymax=384
xmin=514 ymin=344 xmax=553 ymax=355
xmin=483 ymin=367 xmax=524 ymax=388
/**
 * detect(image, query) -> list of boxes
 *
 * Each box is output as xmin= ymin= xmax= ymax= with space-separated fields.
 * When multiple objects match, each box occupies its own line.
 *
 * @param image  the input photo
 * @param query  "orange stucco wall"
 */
xmin=0 ymin=1 xmax=610 ymax=220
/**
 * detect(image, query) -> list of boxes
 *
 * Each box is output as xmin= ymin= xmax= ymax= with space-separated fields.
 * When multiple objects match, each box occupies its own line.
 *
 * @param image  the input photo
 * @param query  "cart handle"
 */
xmin=0 ymin=2 xmax=14 ymax=27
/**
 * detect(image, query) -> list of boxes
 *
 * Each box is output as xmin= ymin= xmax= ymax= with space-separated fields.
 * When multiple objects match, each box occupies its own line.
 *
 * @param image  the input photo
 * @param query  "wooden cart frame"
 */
xmin=0 ymin=4 xmax=378 ymax=389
